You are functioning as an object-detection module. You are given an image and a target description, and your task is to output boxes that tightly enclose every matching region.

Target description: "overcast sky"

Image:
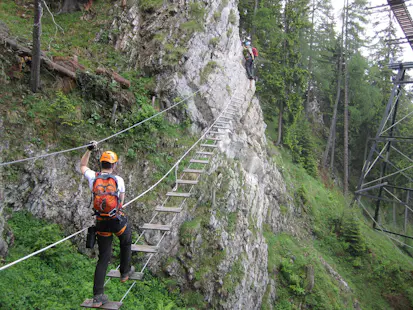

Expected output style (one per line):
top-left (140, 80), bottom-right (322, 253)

top-left (330, 0), bottom-right (413, 61)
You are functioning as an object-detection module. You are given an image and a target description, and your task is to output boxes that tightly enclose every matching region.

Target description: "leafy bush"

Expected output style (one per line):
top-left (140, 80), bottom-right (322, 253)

top-left (209, 37), bottom-right (220, 48)
top-left (139, 0), bottom-right (163, 12)
top-left (200, 61), bottom-right (219, 84)
top-left (180, 20), bottom-right (204, 36)
top-left (229, 9), bottom-right (237, 25)
top-left (213, 11), bottom-right (221, 22)
top-left (163, 44), bottom-right (187, 65)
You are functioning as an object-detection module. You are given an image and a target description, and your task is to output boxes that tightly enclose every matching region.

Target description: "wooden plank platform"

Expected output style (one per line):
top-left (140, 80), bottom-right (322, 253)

top-left (200, 144), bottom-right (219, 148)
top-left (140, 223), bottom-right (172, 231)
top-left (213, 125), bottom-right (231, 129)
top-left (155, 206), bottom-right (183, 213)
top-left (131, 244), bottom-right (159, 253)
top-left (81, 300), bottom-right (122, 309)
top-left (183, 168), bottom-right (204, 173)
top-left (166, 192), bottom-right (192, 197)
top-left (196, 151), bottom-right (214, 156)
top-left (176, 179), bottom-right (199, 185)
top-left (205, 137), bottom-right (220, 141)
top-left (190, 159), bottom-right (209, 164)
top-left (208, 131), bottom-right (226, 135)
top-left (107, 270), bottom-right (144, 280)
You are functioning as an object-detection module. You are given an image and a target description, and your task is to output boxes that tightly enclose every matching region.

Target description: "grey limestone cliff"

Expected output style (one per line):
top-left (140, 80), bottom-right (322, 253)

top-left (2, 1), bottom-right (296, 309)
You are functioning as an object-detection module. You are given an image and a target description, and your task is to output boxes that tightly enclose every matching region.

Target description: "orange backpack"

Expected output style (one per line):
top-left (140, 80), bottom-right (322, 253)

top-left (92, 173), bottom-right (119, 217)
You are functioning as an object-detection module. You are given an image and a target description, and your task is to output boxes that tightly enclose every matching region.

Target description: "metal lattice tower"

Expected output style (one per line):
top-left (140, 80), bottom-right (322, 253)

top-left (354, 62), bottom-right (413, 240)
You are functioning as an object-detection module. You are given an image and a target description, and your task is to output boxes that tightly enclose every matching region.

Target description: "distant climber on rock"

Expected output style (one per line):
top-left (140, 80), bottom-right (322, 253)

top-left (80, 143), bottom-right (135, 308)
top-left (243, 37), bottom-right (255, 87)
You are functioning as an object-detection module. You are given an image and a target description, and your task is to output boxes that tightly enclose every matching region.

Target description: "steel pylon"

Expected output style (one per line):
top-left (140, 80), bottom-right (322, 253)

top-left (354, 62), bottom-right (413, 240)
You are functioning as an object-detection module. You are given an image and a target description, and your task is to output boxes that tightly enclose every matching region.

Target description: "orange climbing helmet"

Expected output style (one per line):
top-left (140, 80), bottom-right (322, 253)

top-left (100, 151), bottom-right (118, 163)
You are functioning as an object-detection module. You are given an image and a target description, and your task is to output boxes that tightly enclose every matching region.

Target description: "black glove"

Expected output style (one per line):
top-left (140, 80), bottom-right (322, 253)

top-left (87, 141), bottom-right (97, 151)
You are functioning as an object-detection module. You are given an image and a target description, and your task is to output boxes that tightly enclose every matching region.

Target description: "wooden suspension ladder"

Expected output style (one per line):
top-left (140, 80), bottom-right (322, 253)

top-left (81, 96), bottom-right (244, 309)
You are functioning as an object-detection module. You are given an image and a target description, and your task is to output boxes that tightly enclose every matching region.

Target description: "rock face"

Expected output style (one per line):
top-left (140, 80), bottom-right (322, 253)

top-left (109, 1), bottom-right (295, 309)
top-left (2, 1), bottom-right (295, 309)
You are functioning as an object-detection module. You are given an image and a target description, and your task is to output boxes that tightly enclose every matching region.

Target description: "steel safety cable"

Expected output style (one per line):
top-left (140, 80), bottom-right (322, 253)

top-left (104, 159), bottom-right (202, 287)
top-left (0, 87), bottom-right (207, 167)
top-left (0, 94), bottom-right (233, 272)
top-left (0, 227), bottom-right (88, 271)
top-left (119, 94), bottom-right (238, 303)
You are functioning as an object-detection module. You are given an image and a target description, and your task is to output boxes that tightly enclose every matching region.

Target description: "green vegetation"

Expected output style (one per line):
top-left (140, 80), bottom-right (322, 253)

top-left (164, 44), bottom-right (187, 66)
top-left (0, 0), bottom-right (127, 70)
top-left (213, 11), bottom-right (222, 22)
top-left (228, 9), bottom-right (237, 25)
top-left (265, 148), bottom-right (413, 309)
top-left (0, 211), bottom-right (187, 309)
top-left (139, 0), bottom-right (164, 12)
top-left (221, 258), bottom-right (244, 295)
top-left (209, 37), bottom-right (220, 48)
top-left (200, 61), bottom-right (219, 84)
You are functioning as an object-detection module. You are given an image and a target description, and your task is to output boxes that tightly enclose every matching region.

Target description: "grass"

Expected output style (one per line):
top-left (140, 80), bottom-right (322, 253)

top-left (0, 211), bottom-right (187, 309)
top-left (0, 0), bottom-right (127, 70)
top-left (267, 147), bottom-right (413, 309)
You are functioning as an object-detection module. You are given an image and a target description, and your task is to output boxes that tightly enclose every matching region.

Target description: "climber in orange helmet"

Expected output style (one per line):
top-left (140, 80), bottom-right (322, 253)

top-left (80, 142), bottom-right (135, 308)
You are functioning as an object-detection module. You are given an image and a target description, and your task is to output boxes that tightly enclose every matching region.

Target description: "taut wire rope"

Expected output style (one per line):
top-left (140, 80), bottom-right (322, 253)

top-left (0, 87), bottom-right (206, 167)
top-left (119, 91), bottom-right (239, 303)
top-left (0, 88), bottom-right (235, 272)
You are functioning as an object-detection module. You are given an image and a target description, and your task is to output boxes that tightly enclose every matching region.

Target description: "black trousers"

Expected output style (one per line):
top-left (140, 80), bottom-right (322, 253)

top-left (246, 58), bottom-right (254, 79)
top-left (93, 214), bottom-right (132, 295)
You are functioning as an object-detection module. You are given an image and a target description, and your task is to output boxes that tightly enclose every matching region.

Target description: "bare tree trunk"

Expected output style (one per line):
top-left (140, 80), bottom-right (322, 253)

top-left (329, 126), bottom-right (336, 172)
top-left (252, 0), bottom-right (259, 37)
top-left (393, 194), bottom-right (397, 227)
top-left (30, 0), bottom-right (42, 93)
top-left (276, 1), bottom-right (288, 146)
top-left (405, 191), bottom-right (410, 240)
top-left (305, 0), bottom-right (316, 117)
top-left (343, 0), bottom-right (349, 195)
top-left (276, 102), bottom-right (283, 146)
top-left (322, 3), bottom-right (345, 168)
top-left (60, 0), bottom-right (81, 13)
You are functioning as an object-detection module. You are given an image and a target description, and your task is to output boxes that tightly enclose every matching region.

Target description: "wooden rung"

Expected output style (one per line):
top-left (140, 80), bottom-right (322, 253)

top-left (208, 131), bottom-right (226, 135)
top-left (155, 206), bottom-right (183, 213)
top-left (107, 270), bottom-right (144, 280)
top-left (215, 121), bottom-right (230, 125)
top-left (205, 137), bottom-right (220, 141)
top-left (166, 192), bottom-right (192, 197)
top-left (213, 125), bottom-right (231, 129)
top-left (131, 244), bottom-right (159, 253)
top-left (176, 179), bottom-right (199, 185)
top-left (200, 144), bottom-right (218, 148)
top-left (196, 151), bottom-right (214, 156)
top-left (190, 159), bottom-right (209, 164)
top-left (219, 116), bottom-right (232, 120)
top-left (81, 300), bottom-right (122, 309)
top-left (183, 168), bottom-right (204, 173)
top-left (140, 223), bottom-right (172, 231)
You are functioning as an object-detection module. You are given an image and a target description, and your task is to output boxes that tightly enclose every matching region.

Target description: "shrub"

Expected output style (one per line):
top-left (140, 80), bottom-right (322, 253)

top-left (209, 37), bottom-right (220, 48)
top-left (213, 11), bottom-right (221, 22)
top-left (139, 0), bottom-right (163, 12)
top-left (200, 61), bottom-right (219, 84)
top-left (229, 9), bottom-right (236, 25)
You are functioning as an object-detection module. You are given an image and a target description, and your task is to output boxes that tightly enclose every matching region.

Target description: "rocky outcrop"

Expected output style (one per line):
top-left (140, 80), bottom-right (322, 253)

top-left (109, 1), bottom-right (297, 309)
top-left (2, 1), bottom-right (296, 309)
